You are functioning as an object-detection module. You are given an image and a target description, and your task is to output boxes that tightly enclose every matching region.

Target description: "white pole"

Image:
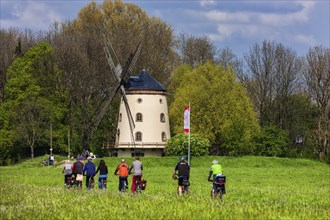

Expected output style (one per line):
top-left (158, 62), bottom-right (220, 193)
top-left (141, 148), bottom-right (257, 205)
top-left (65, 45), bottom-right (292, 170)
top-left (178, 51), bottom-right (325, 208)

top-left (68, 129), bottom-right (70, 159)
top-left (50, 123), bottom-right (53, 155)
top-left (188, 102), bottom-right (191, 166)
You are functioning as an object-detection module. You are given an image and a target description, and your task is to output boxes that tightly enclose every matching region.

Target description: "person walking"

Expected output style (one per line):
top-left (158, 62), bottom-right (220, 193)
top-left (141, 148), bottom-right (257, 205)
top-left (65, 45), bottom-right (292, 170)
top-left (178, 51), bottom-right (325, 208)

top-left (114, 159), bottom-right (129, 192)
top-left (83, 156), bottom-right (96, 189)
top-left (95, 159), bottom-right (108, 189)
top-left (129, 156), bottom-right (143, 193)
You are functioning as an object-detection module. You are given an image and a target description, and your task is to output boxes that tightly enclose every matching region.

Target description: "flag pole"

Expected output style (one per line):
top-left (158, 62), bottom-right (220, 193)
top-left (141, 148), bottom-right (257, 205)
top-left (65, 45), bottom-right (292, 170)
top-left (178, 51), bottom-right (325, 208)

top-left (188, 102), bottom-right (191, 166)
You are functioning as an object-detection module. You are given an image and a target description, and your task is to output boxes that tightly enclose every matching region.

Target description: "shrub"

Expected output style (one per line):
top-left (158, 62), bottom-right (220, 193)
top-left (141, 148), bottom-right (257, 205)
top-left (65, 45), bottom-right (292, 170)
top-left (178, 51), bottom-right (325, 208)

top-left (165, 133), bottom-right (210, 156)
top-left (252, 125), bottom-right (289, 157)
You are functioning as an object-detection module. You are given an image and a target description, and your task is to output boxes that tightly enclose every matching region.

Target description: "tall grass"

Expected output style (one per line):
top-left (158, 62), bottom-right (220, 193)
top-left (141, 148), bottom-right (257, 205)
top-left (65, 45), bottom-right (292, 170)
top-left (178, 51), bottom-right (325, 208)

top-left (0, 156), bottom-right (329, 219)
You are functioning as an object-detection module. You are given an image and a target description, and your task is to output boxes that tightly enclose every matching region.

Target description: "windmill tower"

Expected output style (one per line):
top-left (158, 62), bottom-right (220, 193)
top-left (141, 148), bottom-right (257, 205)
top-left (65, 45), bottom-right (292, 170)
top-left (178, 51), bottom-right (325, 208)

top-left (116, 70), bottom-right (170, 157)
top-left (103, 39), bottom-right (170, 157)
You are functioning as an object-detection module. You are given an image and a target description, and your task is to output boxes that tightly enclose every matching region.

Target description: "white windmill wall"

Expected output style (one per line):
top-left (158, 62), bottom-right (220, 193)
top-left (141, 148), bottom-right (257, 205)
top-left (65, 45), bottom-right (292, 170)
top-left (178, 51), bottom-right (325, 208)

top-left (116, 90), bottom-right (170, 156)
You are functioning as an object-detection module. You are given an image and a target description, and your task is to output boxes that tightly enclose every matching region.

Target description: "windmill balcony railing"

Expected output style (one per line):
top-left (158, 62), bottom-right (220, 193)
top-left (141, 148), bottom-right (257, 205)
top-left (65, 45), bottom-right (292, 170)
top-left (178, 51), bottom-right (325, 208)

top-left (103, 142), bottom-right (166, 149)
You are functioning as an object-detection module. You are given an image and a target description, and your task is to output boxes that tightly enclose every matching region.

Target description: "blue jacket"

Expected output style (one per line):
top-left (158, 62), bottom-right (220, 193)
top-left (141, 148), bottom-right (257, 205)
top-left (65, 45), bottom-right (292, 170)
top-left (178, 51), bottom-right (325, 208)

top-left (83, 161), bottom-right (96, 176)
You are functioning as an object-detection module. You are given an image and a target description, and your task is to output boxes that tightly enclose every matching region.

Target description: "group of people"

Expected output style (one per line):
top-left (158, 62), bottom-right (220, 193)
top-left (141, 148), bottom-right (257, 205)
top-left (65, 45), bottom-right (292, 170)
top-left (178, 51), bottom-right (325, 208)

top-left (172, 156), bottom-right (226, 196)
top-left (62, 156), bottom-right (143, 192)
top-left (62, 155), bottom-right (225, 195)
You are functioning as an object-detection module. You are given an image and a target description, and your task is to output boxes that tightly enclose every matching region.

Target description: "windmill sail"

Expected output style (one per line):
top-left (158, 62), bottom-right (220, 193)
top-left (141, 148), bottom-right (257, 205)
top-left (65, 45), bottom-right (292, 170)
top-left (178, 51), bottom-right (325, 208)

top-left (121, 42), bottom-right (142, 84)
top-left (103, 38), bottom-right (142, 151)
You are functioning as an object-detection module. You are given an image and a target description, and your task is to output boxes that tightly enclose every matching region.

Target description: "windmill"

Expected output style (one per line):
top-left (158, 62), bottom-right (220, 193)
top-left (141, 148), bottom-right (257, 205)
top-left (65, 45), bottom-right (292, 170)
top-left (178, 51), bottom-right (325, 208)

top-left (103, 38), bottom-right (142, 150)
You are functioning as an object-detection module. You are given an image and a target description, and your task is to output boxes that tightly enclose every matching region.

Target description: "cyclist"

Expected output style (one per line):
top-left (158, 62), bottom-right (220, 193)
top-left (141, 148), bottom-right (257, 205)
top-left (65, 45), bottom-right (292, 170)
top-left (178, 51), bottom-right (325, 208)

top-left (83, 156), bottom-right (96, 189)
top-left (114, 159), bottom-right (129, 191)
top-left (62, 160), bottom-right (73, 186)
top-left (129, 156), bottom-right (143, 193)
top-left (208, 160), bottom-right (225, 194)
top-left (95, 159), bottom-right (108, 189)
top-left (172, 156), bottom-right (190, 196)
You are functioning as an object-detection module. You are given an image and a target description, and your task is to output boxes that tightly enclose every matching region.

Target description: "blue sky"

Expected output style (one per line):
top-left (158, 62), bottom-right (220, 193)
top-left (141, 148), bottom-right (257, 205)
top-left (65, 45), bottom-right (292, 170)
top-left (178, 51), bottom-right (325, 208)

top-left (1, 0), bottom-right (329, 58)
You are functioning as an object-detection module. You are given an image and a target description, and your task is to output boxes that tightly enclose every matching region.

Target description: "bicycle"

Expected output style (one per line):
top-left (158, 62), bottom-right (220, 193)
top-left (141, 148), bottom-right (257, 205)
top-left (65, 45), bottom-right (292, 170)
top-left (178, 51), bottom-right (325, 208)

top-left (73, 174), bottom-right (83, 189)
top-left (210, 175), bottom-right (226, 203)
top-left (173, 174), bottom-right (189, 195)
top-left (99, 178), bottom-right (107, 190)
top-left (87, 176), bottom-right (95, 190)
top-left (119, 177), bottom-right (128, 192)
top-left (65, 176), bottom-right (74, 189)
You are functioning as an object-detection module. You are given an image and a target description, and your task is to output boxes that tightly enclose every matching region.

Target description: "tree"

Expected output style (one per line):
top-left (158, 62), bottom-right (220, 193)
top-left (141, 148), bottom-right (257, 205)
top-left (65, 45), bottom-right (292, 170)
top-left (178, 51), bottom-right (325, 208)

top-left (244, 40), bottom-right (277, 125)
top-left (176, 33), bottom-right (216, 67)
top-left (169, 62), bottom-right (260, 156)
top-left (272, 44), bottom-right (301, 129)
top-left (303, 46), bottom-right (330, 161)
top-left (0, 28), bottom-right (40, 103)
top-left (0, 42), bottom-right (63, 159)
top-left (166, 133), bottom-right (210, 156)
top-left (216, 47), bottom-right (245, 83)
top-left (51, 0), bottom-right (176, 150)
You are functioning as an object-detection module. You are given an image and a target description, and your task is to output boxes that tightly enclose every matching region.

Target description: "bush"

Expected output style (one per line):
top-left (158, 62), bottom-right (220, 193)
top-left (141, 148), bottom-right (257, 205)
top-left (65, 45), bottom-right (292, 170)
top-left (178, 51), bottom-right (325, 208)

top-left (165, 133), bottom-right (210, 156)
top-left (252, 125), bottom-right (289, 157)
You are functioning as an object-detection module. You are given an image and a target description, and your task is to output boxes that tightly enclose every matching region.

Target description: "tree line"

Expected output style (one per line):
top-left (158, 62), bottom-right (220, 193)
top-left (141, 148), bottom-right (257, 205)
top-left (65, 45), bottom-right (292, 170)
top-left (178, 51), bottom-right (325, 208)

top-left (0, 0), bottom-right (329, 164)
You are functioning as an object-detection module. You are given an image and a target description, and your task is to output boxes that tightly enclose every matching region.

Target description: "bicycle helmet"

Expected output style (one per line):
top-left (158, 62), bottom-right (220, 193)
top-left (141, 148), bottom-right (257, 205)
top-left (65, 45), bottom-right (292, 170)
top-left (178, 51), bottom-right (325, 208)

top-left (180, 156), bottom-right (185, 161)
top-left (212, 160), bottom-right (218, 165)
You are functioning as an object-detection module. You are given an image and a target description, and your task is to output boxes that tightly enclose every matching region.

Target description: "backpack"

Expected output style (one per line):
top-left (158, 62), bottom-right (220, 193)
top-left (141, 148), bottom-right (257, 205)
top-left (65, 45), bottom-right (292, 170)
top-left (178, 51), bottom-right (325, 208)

top-left (140, 179), bottom-right (147, 190)
top-left (182, 178), bottom-right (190, 186)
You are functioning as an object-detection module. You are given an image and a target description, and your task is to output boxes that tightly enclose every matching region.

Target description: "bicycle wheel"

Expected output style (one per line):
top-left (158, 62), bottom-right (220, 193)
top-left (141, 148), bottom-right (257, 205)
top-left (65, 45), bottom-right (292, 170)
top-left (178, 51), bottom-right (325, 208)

top-left (120, 180), bottom-right (126, 192)
top-left (102, 179), bottom-right (106, 190)
top-left (135, 180), bottom-right (141, 193)
top-left (218, 188), bottom-right (223, 202)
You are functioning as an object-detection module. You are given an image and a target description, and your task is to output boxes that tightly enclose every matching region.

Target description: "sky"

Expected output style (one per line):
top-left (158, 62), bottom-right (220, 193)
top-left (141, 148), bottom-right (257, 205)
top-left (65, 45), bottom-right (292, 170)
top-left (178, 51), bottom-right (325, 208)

top-left (0, 0), bottom-right (329, 58)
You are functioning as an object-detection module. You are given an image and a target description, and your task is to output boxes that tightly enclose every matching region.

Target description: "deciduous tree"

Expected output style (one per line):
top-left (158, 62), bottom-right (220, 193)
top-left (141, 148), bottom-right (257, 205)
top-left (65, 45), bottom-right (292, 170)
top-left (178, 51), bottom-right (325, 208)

top-left (169, 62), bottom-right (260, 155)
top-left (303, 46), bottom-right (330, 160)
top-left (0, 43), bottom-right (63, 159)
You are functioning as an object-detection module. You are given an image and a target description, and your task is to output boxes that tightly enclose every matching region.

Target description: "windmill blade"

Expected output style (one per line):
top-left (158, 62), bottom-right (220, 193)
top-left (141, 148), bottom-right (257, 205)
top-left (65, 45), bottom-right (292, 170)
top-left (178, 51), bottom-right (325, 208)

top-left (120, 86), bottom-right (135, 129)
top-left (104, 43), bottom-right (122, 82)
top-left (120, 86), bottom-right (136, 148)
top-left (121, 42), bottom-right (142, 83)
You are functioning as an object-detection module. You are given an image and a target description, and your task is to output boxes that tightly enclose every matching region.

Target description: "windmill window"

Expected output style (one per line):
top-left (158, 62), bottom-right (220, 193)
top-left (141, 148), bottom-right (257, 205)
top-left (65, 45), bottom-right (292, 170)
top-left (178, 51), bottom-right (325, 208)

top-left (159, 99), bottom-right (163, 104)
top-left (119, 113), bottom-right (122, 122)
top-left (137, 98), bottom-right (143, 103)
top-left (135, 132), bottom-right (142, 142)
top-left (160, 113), bottom-right (165, 123)
top-left (136, 113), bottom-right (143, 122)
top-left (161, 132), bottom-right (166, 142)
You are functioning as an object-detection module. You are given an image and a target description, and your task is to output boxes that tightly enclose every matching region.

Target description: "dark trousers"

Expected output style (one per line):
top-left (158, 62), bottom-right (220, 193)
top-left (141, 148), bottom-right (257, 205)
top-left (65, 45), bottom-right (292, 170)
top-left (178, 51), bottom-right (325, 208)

top-left (118, 176), bottom-right (128, 191)
top-left (64, 174), bottom-right (72, 184)
top-left (86, 175), bottom-right (94, 188)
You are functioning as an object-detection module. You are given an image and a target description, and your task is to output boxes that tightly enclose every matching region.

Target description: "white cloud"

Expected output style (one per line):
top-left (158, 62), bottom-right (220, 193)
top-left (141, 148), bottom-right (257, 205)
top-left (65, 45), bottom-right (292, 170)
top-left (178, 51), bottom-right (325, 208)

top-left (257, 1), bottom-right (316, 27)
top-left (2, 1), bottom-right (62, 31)
top-left (202, 1), bottom-right (318, 43)
top-left (215, 24), bottom-right (264, 41)
top-left (293, 34), bottom-right (317, 45)
top-left (200, 0), bottom-right (217, 8)
top-left (205, 10), bottom-right (250, 23)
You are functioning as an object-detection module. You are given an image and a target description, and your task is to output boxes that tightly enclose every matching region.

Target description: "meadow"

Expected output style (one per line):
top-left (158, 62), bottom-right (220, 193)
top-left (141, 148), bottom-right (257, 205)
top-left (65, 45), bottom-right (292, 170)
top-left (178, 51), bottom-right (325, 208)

top-left (0, 156), bottom-right (329, 220)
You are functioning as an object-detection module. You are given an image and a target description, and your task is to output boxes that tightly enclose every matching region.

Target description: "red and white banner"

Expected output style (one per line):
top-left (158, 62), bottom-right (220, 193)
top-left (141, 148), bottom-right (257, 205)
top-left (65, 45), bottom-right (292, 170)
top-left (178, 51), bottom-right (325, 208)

top-left (184, 106), bottom-right (190, 133)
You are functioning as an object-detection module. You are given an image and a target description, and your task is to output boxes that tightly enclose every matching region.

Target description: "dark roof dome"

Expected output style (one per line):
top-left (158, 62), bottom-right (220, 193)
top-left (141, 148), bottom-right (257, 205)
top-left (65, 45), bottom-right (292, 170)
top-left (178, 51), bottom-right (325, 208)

top-left (124, 70), bottom-right (166, 91)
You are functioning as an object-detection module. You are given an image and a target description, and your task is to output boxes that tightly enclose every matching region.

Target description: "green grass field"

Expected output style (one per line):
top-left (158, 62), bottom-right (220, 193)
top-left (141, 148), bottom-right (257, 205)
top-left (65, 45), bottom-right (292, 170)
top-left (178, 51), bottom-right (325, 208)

top-left (0, 156), bottom-right (329, 220)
